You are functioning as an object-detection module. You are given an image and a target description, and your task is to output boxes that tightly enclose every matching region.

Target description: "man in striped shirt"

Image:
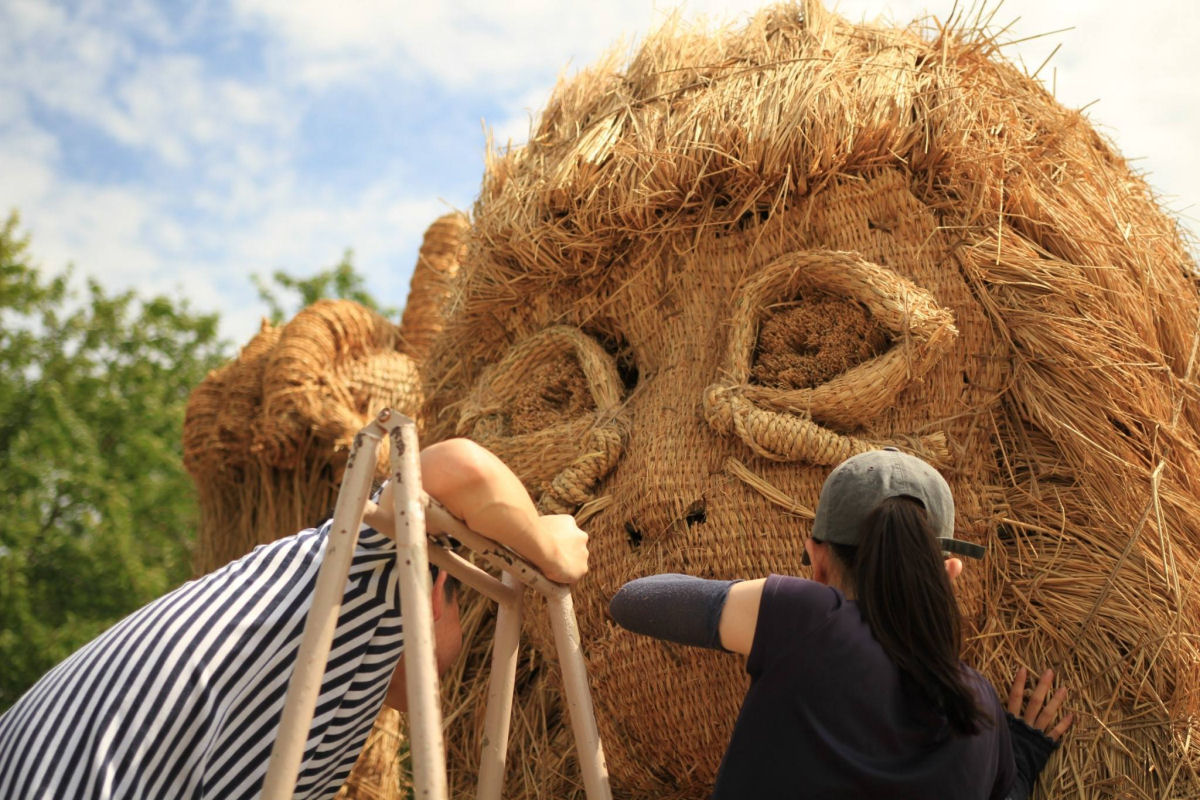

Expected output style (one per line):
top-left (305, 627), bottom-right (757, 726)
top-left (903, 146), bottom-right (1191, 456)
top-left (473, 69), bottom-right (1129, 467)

top-left (0, 439), bottom-right (589, 799)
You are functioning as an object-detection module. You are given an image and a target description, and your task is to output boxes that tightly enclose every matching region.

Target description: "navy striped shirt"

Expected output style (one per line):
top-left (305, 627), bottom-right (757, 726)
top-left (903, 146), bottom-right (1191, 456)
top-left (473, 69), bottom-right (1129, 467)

top-left (0, 521), bottom-right (404, 799)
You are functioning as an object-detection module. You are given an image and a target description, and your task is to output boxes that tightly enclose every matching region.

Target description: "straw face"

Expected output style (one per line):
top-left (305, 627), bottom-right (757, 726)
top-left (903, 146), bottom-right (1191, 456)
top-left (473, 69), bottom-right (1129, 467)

top-left (428, 186), bottom-right (1009, 791)
top-left (421, 3), bottom-right (1200, 797)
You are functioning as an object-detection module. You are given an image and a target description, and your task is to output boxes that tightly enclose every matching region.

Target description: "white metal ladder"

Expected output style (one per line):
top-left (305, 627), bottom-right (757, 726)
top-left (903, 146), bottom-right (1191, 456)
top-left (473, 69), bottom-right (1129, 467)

top-left (261, 409), bottom-right (613, 800)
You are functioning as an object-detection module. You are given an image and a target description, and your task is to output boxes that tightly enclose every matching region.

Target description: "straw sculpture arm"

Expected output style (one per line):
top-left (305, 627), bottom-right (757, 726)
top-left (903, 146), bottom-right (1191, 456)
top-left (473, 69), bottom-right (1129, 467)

top-left (363, 438), bottom-right (590, 585)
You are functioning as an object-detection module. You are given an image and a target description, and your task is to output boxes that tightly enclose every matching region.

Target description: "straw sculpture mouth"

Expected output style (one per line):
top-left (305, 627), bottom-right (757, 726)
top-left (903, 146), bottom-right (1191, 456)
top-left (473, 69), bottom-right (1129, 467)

top-left (703, 249), bottom-right (957, 467)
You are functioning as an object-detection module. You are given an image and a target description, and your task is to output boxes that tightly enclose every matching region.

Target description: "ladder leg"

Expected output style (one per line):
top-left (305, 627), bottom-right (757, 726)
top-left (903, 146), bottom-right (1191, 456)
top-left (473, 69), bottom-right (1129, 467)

top-left (262, 419), bottom-right (384, 800)
top-left (546, 591), bottom-right (613, 800)
top-left (390, 418), bottom-right (449, 800)
top-left (476, 572), bottom-right (522, 800)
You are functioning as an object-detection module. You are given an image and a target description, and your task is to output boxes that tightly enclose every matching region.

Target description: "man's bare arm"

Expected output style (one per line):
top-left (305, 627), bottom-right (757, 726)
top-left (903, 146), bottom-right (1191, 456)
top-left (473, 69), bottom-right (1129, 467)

top-left (363, 438), bottom-right (589, 584)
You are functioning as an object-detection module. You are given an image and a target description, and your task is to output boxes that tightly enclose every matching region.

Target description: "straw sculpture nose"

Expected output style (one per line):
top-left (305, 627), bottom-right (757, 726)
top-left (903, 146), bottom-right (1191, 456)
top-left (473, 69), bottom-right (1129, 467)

top-left (598, 289), bottom-right (738, 548)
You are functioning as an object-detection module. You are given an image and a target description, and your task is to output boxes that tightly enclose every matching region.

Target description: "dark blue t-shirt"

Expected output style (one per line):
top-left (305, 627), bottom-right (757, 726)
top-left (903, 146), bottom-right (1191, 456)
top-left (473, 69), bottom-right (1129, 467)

top-left (712, 575), bottom-right (1015, 799)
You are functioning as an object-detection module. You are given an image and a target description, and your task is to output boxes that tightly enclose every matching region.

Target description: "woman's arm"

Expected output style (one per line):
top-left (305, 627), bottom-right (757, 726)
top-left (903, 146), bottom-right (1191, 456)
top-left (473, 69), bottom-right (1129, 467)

top-left (717, 579), bottom-right (766, 655)
top-left (608, 574), bottom-right (766, 655)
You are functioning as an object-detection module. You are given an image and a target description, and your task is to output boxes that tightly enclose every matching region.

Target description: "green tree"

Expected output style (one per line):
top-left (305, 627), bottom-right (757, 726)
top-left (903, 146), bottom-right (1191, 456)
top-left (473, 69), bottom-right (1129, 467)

top-left (253, 249), bottom-right (397, 323)
top-left (0, 212), bottom-right (228, 710)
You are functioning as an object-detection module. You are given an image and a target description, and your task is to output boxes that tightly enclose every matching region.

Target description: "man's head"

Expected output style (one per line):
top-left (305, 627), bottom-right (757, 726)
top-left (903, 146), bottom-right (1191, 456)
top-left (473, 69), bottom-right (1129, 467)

top-left (430, 567), bottom-right (463, 674)
top-left (383, 566), bottom-right (462, 711)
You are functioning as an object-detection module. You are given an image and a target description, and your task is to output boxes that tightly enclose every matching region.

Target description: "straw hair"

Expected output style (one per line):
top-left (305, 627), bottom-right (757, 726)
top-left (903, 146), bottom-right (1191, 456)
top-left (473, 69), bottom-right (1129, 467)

top-left (399, 213), bottom-right (469, 361)
top-left (421, 3), bottom-right (1200, 798)
top-left (183, 213), bottom-right (466, 800)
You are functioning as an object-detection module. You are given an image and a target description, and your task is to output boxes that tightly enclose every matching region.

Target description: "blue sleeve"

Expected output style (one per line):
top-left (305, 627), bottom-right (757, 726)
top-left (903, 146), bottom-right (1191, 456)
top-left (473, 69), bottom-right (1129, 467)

top-left (609, 574), bottom-right (737, 650)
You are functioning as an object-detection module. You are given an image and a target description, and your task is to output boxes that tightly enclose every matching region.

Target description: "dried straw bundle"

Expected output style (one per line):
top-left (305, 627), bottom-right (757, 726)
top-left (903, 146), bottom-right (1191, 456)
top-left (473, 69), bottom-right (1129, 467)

top-left (182, 213), bottom-right (466, 800)
top-left (421, 3), bottom-right (1200, 798)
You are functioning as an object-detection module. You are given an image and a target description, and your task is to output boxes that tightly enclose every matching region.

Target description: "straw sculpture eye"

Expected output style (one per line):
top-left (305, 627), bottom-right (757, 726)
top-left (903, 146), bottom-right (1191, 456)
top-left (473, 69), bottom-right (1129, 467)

top-left (750, 294), bottom-right (892, 397)
top-left (455, 325), bottom-right (630, 514)
top-left (703, 250), bottom-right (957, 466)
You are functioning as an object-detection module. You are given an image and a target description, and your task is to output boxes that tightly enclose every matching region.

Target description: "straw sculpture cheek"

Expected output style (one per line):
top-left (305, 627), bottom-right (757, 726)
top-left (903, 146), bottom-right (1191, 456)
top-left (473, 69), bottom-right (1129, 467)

top-left (703, 249), bottom-right (958, 468)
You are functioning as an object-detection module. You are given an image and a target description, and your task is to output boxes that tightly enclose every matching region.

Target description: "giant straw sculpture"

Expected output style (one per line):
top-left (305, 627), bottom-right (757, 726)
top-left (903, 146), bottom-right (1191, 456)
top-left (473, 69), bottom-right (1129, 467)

top-left (419, 3), bottom-right (1200, 797)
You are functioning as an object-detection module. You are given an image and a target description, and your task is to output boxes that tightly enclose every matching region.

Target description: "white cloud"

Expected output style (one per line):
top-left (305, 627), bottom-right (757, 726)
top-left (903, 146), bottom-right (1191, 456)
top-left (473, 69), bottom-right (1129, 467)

top-left (16, 184), bottom-right (158, 281)
top-left (3, 1), bottom-right (290, 173)
top-left (0, 91), bottom-right (59, 175)
top-left (0, 91), bottom-right (60, 218)
top-left (222, 180), bottom-right (454, 297)
top-left (3, 0), bottom-right (69, 40)
top-left (230, 0), bottom-right (768, 90)
top-left (108, 55), bottom-right (292, 168)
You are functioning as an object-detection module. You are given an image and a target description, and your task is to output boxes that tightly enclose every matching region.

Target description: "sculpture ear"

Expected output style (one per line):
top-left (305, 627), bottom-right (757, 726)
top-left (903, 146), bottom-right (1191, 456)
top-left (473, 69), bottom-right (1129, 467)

top-left (398, 213), bottom-right (468, 362)
top-left (456, 326), bottom-right (630, 515)
top-left (255, 299), bottom-right (419, 465)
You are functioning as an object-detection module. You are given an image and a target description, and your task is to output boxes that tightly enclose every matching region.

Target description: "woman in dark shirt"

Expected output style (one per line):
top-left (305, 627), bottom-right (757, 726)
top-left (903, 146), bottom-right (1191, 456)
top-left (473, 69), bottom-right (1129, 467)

top-left (611, 448), bottom-right (1071, 799)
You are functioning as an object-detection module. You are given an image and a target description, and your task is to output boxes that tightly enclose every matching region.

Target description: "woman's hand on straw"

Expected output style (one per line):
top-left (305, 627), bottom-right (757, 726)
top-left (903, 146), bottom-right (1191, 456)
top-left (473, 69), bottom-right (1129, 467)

top-left (1007, 666), bottom-right (1073, 741)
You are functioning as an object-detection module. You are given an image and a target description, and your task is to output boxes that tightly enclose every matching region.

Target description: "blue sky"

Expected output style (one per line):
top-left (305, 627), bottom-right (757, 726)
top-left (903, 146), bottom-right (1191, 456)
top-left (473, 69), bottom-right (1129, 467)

top-left (3, 0), bottom-right (1197, 346)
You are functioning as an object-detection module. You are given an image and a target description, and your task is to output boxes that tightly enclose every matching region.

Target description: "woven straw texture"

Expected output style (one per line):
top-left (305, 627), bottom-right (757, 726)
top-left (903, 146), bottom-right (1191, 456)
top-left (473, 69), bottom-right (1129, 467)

top-left (419, 4), bottom-right (1200, 798)
top-left (182, 213), bottom-right (466, 800)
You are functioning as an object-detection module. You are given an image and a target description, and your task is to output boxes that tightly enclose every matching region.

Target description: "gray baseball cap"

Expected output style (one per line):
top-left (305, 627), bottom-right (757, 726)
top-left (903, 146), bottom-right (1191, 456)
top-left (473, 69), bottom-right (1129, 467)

top-left (808, 448), bottom-right (985, 560)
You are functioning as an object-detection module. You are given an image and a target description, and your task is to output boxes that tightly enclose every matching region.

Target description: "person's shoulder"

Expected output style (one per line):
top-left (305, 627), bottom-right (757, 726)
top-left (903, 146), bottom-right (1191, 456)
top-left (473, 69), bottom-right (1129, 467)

top-left (758, 574), bottom-right (848, 636)
top-left (960, 664), bottom-right (1007, 713)
top-left (195, 523), bottom-right (330, 584)
top-left (745, 575), bottom-right (848, 672)
top-left (249, 522), bottom-right (328, 553)
top-left (961, 664), bottom-right (995, 689)
top-left (763, 573), bottom-right (846, 612)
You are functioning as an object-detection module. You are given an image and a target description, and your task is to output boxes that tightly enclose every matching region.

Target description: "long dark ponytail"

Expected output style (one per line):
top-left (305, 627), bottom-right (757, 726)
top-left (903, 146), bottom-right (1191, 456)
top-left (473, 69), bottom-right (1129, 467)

top-left (831, 496), bottom-right (985, 735)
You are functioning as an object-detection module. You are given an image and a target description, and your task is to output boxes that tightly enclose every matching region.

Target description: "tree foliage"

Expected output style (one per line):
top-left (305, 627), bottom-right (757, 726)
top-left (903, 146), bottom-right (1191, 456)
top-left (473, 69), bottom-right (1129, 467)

top-left (0, 216), bottom-right (392, 712)
top-left (0, 212), bottom-right (227, 710)
top-left (253, 249), bottom-right (397, 323)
